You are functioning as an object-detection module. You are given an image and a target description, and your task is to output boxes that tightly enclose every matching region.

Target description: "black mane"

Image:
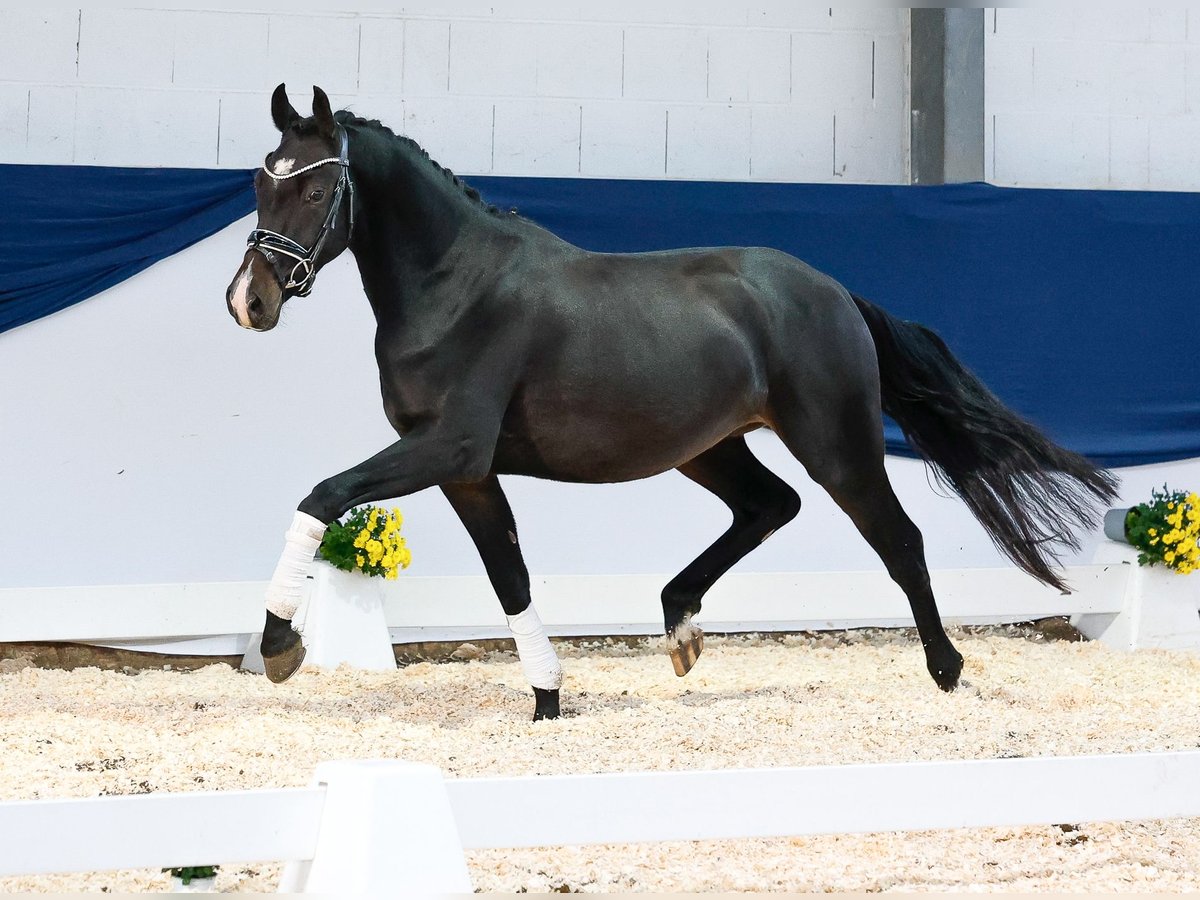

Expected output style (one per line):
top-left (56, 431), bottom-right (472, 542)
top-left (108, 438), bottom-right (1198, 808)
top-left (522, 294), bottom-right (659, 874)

top-left (333, 111), bottom-right (502, 217)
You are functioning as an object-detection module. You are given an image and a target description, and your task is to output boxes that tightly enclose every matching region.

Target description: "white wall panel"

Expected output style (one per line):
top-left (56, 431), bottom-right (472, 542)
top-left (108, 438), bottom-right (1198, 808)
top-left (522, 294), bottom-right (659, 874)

top-left (791, 32), bottom-right (875, 111)
top-left (72, 88), bottom-right (218, 168)
top-left (533, 24), bottom-right (624, 99)
top-left (0, 86), bottom-right (29, 162)
top-left (1148, 116), bottom-right (1200, 192)
top-left (622, 27), bottom-right (710, 102)
top-left (26, 87), bottom-right (76, 164)
top-left (1108, 116), bottom-right (1150, 190)
top-left (747, 6), bottom-right (834, 31)
top-left (266, 14), bottom-right (362, 96)
top-left (171, 12), bottom-right (271, 92)
top-left (356, 17), bottom-right (406, 94)
top-left (992, 111), bottom-right (1110, 189)
top-left (828, 8), bottom-right (905, 35)
top-left (77, 9), bottom-right (176, 89)
top-left (492, 99), bottom-right (579, 175)
top-left (987, 6), bottom-right (1200, 190)
top-left (750, 108), bottom-right (834, 182)
top-left (0, 11), bottom-right (78, 84)
top-left (1109, 43), bottom-right (1185, 117)
top-left (402, 19), bottom-right (451, 96)
top-left (834, 106), bottom-right (906, 183)
top-left (666, 104), bottom-right (751, 180)
top-left (448, 21), bottom-right (539, 96)
top-left (579, 101), bottom-right (666, 178)
top-left (707, 30), bottom-right (791, 104)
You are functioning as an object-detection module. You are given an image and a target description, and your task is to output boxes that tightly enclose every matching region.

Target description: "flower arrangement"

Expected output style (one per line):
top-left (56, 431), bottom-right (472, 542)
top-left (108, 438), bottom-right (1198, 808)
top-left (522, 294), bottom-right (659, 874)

top-left (318, 505), bottom-right (412, 579)
top-left (1122, 486), bottom-right (1199, 575)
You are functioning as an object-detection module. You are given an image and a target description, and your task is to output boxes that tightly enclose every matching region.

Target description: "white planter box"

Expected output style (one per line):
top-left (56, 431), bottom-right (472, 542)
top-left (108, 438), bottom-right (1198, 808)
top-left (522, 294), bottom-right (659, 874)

top-left (295, 560), bottom-right (396, 671)
top-left (1074, 541), bottom-right (1200, 651)
top-left (241, 559), bottom-right (396, 674)
top-left (169, 875), bottom-right (215, 892)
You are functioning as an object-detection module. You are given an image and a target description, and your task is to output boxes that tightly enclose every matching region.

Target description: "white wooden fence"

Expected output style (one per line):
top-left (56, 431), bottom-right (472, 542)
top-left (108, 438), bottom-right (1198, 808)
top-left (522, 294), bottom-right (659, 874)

top-left (1, 752), bottom-right (1198, 892)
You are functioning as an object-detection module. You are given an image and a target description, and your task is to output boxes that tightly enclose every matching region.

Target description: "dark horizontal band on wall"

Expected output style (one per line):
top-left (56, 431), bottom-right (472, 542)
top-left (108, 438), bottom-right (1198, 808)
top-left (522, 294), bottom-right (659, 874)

top-left (3, 164), bottom-right (1196, 466)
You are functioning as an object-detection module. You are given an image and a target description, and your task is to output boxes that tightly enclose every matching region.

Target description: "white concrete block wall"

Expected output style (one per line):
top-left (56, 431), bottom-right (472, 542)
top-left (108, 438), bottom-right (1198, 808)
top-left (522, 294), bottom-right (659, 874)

top-left (986, 6), bottom-right (1200, 190)
top-left (1, 5), bottom-right (907, 184)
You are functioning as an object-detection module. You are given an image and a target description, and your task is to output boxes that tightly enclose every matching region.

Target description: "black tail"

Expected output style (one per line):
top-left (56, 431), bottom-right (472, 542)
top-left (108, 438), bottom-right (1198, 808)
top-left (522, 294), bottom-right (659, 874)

top-left (852, 293), bottom-right (1118, 592)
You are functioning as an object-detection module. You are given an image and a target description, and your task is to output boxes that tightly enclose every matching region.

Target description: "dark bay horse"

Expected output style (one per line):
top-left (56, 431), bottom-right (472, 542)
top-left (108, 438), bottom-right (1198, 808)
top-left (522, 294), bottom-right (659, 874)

top-left (227, 85), bottom-right (1117, 720)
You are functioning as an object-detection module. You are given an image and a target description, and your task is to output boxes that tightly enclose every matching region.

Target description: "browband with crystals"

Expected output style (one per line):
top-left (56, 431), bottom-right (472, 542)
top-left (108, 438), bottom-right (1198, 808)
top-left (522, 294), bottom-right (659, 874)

top-left (261, 155), bottom-right (343, 182)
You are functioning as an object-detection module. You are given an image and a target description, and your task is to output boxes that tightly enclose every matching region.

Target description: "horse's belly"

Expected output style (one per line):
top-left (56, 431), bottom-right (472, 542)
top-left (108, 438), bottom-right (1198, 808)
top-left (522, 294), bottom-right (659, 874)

top-left (492, 393), bottom-right (760, 483)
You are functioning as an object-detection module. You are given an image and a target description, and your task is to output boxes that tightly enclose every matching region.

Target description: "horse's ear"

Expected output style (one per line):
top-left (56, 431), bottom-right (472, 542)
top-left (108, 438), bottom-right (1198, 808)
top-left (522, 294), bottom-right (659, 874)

top-left (312, 86), bottom-right (336, 139)
top-left (271, 83), bottom-right (300, 133)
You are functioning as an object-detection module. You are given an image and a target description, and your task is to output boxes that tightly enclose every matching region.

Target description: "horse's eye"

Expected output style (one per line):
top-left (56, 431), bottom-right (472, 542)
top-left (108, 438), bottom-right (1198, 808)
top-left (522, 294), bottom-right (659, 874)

top-left (307, 189), bottom-right (326, 202)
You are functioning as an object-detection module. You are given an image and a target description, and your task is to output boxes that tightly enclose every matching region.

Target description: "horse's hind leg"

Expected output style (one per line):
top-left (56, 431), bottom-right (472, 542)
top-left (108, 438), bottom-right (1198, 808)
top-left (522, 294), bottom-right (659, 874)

top-left (665, 436), bottom-right (801, 676)
top-left (442, 475), bottom-right (561, 721)
top-left (774, 404), bottom-right (964, 691)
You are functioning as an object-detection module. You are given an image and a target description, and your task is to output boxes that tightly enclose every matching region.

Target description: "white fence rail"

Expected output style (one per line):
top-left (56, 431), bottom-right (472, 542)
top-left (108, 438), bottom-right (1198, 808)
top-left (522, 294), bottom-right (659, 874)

top-left (1, 752), bottom-right (1199, 892)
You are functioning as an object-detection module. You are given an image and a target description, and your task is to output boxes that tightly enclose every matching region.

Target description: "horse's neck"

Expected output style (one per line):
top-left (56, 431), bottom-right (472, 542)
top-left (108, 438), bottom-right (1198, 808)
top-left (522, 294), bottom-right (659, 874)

top-left (349, 147), bottom-right (489, 321)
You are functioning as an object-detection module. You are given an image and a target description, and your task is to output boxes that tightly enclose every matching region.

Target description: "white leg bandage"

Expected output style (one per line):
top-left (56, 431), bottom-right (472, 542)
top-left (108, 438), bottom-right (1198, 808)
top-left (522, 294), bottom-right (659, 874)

top-left (506, 605), bottom-right (562, 691)
top-left (265, 511), bottom-right (327, 620)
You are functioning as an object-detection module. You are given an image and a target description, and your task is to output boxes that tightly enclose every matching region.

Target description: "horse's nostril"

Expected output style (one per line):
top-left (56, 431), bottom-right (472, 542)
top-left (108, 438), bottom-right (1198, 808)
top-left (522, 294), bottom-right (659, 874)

top-left (248, 295), bottom-right (264, 316)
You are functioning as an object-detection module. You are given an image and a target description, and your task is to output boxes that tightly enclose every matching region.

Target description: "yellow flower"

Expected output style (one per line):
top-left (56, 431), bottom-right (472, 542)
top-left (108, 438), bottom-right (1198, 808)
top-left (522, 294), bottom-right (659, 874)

top-left (1165, 551), bottom-right (1177, 564)
top-left (356, 554), bottom-right (365, 567)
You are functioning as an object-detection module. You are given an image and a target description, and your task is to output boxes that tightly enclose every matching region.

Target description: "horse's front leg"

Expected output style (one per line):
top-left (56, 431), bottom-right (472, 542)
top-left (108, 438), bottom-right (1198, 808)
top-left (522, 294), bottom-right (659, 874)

top-left (442, 476), bottom-right (561, 721)
top-left (259, 428), bottom-right (493, 683)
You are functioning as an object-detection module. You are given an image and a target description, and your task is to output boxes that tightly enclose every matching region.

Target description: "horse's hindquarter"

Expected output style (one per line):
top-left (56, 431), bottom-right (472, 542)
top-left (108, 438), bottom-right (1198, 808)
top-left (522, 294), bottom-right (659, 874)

top-left (492, 246), bottom-right (808, 483)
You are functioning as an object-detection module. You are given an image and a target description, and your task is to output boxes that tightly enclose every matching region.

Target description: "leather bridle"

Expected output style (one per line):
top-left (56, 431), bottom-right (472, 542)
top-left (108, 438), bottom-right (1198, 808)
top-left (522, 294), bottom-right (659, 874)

top-left (247, 127), bottom-right (355, 297)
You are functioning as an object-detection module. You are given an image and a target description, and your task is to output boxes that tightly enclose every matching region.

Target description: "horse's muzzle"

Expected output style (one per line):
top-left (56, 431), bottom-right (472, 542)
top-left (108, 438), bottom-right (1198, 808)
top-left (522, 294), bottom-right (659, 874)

top-left (226, 253), bottom-right (283, 331)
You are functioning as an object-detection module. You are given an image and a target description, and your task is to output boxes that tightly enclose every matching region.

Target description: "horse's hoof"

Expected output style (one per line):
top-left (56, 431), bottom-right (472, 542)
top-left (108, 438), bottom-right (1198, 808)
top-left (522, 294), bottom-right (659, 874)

top-left (263, 641), bottom-right (307, 684)
top-left (668, 624), bottom-right (704, 677)
top-left (532, 686), bottom-right (560, 721)
top-left (929, 651), bottom-right (964, 692)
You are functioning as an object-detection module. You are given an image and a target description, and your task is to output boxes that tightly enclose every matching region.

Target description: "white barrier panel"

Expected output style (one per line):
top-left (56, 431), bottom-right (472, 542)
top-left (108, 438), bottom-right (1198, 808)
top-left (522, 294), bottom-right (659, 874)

top-left (0, 564), bottom-right (1128, 645)
top-left (1, 752), bottom-right (1198, 892)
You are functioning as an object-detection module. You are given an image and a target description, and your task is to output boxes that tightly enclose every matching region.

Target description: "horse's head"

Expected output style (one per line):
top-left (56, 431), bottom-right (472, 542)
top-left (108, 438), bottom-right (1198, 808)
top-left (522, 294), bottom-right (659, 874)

top-left (226, 84), bottom-right (355, 331)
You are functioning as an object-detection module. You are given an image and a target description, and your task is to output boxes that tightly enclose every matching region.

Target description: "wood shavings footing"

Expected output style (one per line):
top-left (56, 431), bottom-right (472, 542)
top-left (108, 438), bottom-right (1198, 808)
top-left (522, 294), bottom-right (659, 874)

top-left (0, 627), bottom-right (1197, 892)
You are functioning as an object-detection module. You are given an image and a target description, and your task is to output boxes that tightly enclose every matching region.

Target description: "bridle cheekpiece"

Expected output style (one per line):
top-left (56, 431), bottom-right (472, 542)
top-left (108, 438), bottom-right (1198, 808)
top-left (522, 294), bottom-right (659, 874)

top-left (247, 127), bottom-right (355, 297)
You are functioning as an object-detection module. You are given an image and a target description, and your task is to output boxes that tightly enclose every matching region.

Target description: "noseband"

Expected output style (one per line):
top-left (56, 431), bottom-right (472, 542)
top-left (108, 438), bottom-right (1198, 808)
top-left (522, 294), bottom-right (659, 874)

top-left (247, 128), bottom-right (355, 297)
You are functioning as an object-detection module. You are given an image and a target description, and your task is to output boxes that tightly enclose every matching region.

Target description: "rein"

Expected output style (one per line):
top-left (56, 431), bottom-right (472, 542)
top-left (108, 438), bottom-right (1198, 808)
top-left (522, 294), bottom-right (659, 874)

top-left (247, 127), bottom-right (355, 297)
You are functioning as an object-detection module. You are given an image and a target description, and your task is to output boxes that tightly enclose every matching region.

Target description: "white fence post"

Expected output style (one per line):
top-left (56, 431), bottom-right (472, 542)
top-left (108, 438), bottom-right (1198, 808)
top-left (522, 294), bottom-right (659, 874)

top-left (1073, 542), bottom-right (1200, 651)
top-left (278, 760), bottom-right (471, 894)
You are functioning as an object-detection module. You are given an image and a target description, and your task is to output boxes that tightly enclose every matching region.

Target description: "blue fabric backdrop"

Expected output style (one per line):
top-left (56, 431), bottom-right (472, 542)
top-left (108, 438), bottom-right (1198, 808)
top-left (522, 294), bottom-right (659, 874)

top-left (1, 164), bottom-right (1196, 466)
top-left (0, 164), bottom-right (253, 335)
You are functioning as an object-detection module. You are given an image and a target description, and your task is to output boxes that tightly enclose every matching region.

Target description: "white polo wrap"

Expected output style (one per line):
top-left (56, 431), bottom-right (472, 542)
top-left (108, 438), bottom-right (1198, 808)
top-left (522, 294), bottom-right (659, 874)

top-left (506, 605), bottom-right (562, 690)
top-left (265, 511), bottom-right (327, 620)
